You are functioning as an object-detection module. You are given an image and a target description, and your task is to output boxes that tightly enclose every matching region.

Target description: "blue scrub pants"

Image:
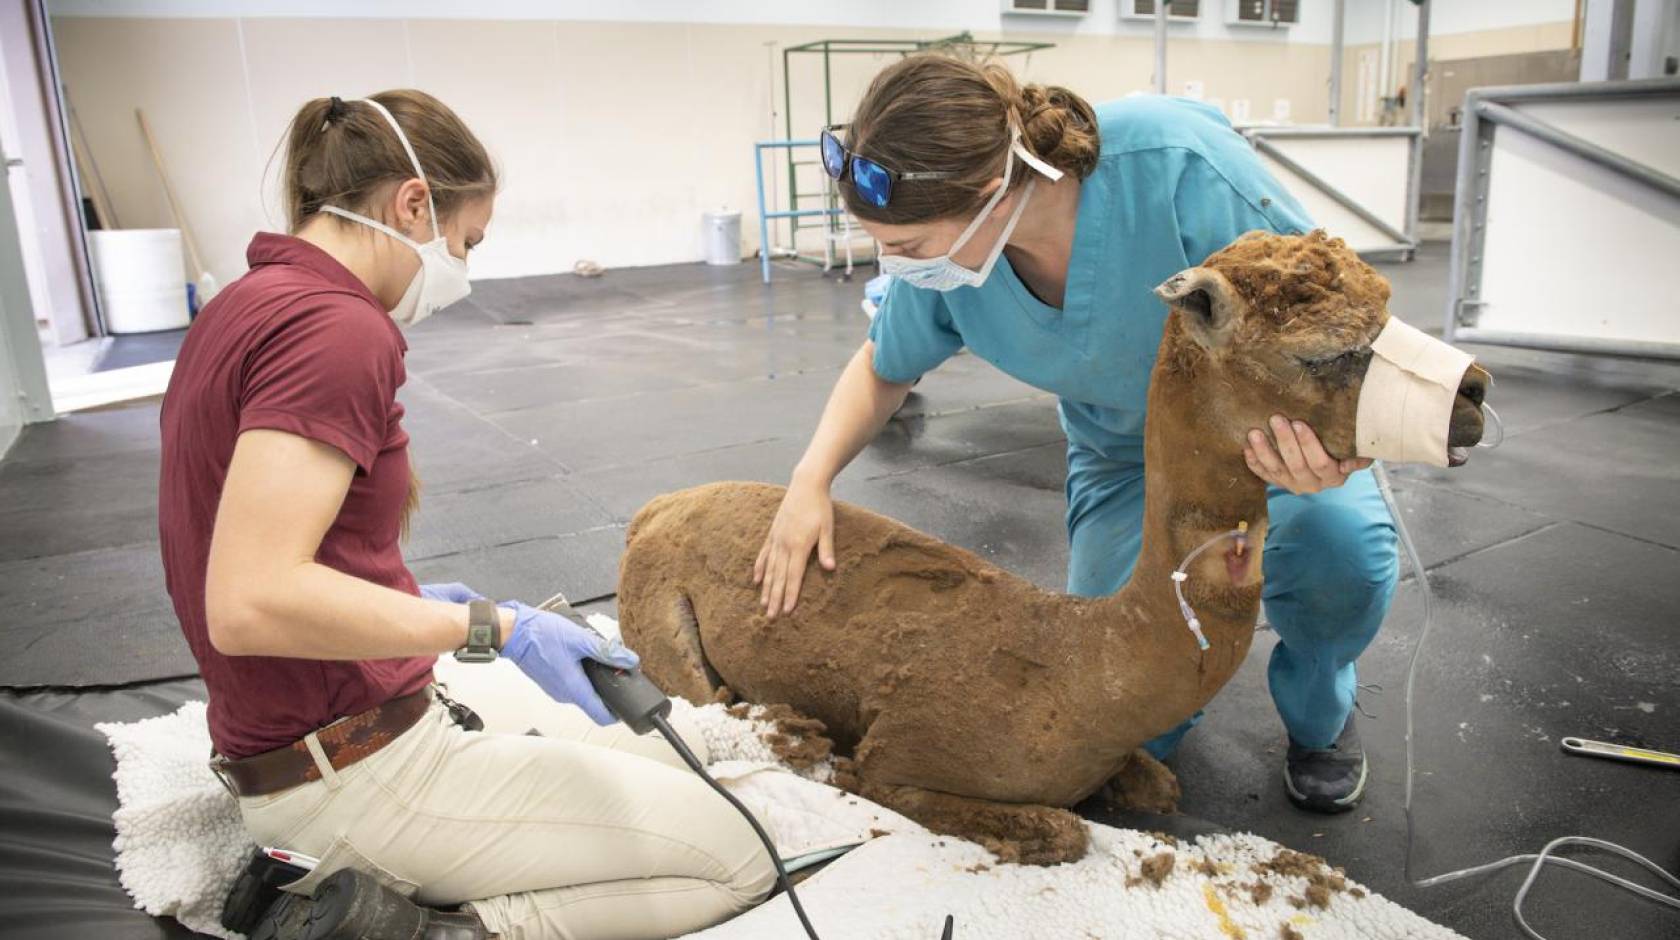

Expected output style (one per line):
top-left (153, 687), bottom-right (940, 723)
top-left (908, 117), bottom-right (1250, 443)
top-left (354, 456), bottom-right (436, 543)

top-left (1065, 441), bottom-right (1398, 756)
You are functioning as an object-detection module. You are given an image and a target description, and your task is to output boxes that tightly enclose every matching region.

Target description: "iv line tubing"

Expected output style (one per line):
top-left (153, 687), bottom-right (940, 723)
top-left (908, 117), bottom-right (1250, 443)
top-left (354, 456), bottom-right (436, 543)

top-left (1172, 525), bottom-right (1249, 651)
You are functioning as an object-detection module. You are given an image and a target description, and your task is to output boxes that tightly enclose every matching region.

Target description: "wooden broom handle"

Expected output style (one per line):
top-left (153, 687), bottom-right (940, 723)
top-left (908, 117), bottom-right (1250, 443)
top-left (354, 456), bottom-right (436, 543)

top-left (135, 108), bottom-right (206, 276)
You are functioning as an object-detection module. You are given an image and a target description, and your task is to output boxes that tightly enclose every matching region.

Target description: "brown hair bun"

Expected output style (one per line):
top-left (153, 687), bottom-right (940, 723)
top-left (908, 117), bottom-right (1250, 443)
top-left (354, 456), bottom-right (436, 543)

top-left (979, 63), bottom-right (1100, 182)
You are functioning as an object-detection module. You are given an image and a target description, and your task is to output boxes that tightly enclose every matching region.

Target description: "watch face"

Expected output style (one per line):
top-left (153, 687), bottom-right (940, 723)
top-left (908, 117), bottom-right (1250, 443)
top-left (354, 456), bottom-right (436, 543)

top-left (454, 648), bottom-right (495, 664)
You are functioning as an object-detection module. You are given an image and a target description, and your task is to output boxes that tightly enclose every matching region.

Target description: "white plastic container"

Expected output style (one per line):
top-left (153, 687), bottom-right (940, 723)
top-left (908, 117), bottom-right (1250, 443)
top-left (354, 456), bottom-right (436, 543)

top-left (702, 209), bottom-right (742, 266)
top-left (89, 228), bottom-right (191, 333)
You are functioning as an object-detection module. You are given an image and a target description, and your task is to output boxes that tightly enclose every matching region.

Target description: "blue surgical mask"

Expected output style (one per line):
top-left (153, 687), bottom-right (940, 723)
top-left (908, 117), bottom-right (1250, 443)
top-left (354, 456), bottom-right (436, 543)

top-left (878, 129), bottom-right (1064, 292)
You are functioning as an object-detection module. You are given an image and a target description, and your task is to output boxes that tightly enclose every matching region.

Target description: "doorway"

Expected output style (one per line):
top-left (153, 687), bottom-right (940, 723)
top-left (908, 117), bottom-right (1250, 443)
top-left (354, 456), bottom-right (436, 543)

top-left (0, 0), bottom-right (185, 417)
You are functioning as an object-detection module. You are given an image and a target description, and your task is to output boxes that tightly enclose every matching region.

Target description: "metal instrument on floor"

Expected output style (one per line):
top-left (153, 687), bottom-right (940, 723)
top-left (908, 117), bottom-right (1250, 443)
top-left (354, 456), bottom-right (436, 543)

top-left (1560, 736), bottom-right (1680, 771)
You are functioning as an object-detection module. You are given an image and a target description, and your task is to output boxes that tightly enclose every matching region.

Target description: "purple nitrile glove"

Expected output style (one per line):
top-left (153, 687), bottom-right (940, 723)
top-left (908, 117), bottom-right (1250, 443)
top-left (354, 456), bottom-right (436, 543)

top-left (498, 601), bottom-right (640, 726)
top-left (418, 583), bottom-right (484, 604)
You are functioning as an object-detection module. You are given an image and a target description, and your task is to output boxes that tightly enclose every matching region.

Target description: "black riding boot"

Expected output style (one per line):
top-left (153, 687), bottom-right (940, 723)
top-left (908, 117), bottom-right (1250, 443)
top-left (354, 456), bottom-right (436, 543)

top-left (304, 868), bottom-right (496, 940)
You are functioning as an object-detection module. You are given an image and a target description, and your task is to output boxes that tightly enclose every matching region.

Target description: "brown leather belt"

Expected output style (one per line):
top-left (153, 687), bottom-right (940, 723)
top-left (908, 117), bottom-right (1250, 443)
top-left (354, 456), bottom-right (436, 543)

top-left (210, 690), bottom-right (431, 798)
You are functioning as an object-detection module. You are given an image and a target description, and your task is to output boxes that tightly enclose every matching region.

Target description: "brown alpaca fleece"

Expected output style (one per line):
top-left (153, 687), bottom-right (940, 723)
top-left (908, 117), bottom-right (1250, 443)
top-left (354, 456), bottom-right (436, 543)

top-left (617, 231), bottom-right (1488, 865)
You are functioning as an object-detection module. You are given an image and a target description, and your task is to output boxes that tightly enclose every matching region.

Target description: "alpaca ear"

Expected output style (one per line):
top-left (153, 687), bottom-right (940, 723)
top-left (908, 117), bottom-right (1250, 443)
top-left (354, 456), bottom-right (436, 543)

top-left (1154, 267), bottom-right (1240, 349)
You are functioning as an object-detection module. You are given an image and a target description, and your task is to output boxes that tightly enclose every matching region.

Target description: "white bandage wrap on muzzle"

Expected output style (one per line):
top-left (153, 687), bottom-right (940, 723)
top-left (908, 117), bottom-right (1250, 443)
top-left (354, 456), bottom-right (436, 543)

top-left (1355, 318), bottom-right (1475, 467)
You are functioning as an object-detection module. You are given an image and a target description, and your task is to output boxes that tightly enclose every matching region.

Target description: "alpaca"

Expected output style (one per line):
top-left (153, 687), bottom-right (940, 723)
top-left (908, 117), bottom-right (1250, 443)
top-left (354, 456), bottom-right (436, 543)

top-left (617, 231), bottom-right (1491, 865)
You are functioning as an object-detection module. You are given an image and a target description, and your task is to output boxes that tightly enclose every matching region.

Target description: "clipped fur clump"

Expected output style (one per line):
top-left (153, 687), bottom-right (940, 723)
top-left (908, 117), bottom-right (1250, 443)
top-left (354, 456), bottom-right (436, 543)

top-left (1128, 851), bottom-right (1176, 888)
top-left (756, 704), bottom-right (835, 770)
top-left (1255, 848), bottom-right (1354, 911)
top-left (1206, 229), bottom-right (1390, 330)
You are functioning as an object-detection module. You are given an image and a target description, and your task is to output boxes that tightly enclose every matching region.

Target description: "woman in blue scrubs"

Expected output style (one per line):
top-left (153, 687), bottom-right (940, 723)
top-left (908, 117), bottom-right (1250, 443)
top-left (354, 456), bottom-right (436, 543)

top-left (753, 55), bottom-right (1398, 814)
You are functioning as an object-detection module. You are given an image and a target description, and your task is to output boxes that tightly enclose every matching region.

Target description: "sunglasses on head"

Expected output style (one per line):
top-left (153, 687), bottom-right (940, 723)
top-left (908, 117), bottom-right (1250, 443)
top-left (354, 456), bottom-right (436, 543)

top-left (820, 125), bottom-right (954, 209)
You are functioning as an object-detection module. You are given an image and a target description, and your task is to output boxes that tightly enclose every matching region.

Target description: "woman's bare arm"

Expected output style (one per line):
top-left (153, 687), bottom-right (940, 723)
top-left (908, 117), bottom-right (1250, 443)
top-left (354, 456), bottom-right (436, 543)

top-left (204, 429), bottom-right (507, 658)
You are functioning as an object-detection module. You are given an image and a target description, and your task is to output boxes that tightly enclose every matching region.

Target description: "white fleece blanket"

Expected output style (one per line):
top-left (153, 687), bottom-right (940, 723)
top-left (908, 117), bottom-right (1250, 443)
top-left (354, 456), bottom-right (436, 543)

top-left (99, 647), bottom-right (1464, 940)
top-left (685, 827), bottom-right (1462, 940)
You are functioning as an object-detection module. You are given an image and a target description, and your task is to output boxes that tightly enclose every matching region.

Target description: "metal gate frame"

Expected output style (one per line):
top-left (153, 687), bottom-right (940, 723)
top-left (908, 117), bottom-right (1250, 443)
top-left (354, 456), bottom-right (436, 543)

top-left (775, 33), bottom-right (1053, 278)
top-left (1444, 78), bottom-right (1680, 360)
top-left (1241, 125), bottom-right (1423, 261)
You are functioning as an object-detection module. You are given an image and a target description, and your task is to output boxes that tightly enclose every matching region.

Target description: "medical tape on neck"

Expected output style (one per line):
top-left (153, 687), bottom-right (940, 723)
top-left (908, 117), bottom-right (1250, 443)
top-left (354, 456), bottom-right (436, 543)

top-left (1354, 317), bottom-right (1475, 467)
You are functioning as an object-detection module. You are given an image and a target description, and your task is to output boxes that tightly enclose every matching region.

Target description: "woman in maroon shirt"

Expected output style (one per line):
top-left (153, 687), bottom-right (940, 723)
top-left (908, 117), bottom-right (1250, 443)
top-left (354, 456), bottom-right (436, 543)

top-left (159, 90), bottom-right (772, 940)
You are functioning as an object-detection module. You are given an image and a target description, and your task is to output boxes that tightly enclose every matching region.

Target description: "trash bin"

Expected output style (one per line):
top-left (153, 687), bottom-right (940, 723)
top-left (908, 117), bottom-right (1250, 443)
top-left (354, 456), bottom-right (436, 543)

top-left (702, 209), bottom-right (742, 266)
top-left (89, 228), bottom-right (191, 333)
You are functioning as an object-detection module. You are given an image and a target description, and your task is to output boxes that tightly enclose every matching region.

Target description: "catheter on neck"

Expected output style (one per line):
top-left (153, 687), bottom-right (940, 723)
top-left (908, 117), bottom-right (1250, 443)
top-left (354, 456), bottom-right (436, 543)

top-left (1170, 523), bottom-right (1250, 652)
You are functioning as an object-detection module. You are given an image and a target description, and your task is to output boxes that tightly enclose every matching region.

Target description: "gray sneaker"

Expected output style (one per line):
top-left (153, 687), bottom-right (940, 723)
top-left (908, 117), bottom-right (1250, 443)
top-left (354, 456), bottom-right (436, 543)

top-left (1283, 713), bottom-right (1368, 814)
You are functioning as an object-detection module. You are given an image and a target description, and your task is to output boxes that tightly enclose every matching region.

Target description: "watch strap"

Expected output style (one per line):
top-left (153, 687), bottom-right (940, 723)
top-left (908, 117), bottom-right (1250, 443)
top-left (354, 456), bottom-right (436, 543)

top-left (454, 598), bottom-right (500, 663)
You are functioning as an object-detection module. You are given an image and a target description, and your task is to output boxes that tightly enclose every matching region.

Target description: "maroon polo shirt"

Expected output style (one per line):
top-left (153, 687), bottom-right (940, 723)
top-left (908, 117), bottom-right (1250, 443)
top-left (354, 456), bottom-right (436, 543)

top-left (159, 232), bottom-right (433, 759)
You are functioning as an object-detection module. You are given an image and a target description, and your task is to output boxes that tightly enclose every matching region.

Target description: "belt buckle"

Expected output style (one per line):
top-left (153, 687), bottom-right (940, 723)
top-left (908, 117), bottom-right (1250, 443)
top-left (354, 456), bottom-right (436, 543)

top-left (207, 754), bottom-right (240, 799)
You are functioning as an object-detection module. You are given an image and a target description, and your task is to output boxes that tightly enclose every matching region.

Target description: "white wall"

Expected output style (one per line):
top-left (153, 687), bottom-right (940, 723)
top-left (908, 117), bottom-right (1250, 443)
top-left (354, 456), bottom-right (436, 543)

top-left (45, 1), bottom-right (1579, 281)
top-left (1336, 1), bottom-right (1579, 126)
top-left (50, 0), bottom-right (1586, 43)
top-left (49, 5), bottom-right (1344, 282)
top-left (1343, 0), bottom-right (1577, 43)
top-left (50, 0), bottom-right (1343, 42)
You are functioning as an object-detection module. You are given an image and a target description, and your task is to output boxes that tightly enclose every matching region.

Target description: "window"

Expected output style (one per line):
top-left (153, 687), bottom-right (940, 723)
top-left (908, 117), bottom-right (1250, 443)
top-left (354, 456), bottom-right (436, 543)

top-left (1233, 0), bottom-right (1299, 26)
top-left (1003, 0), bottom-right (1092, 15)
top-left (1131, 1), bottom-right (1201, 17)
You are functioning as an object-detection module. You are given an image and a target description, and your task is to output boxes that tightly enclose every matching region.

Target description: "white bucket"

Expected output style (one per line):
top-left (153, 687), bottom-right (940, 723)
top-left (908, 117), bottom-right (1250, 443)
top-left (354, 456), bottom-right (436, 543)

top-left (702, 209), bottom-right (742, 266)
top-left (89, 228), bottom-right (191, 334)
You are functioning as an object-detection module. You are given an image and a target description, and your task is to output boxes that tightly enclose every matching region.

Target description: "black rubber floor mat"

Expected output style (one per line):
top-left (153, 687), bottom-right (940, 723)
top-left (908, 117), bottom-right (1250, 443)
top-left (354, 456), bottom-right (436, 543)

top-left (0, 678), bottom-right (211, 939)
top-left (0, 542), bottom-right (193, 688)
top-left (96, 330), bottom-right (187, 373)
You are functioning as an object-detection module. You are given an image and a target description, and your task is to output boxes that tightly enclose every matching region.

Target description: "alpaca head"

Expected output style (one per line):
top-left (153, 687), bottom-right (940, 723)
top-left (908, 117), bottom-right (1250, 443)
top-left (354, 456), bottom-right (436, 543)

top-left (1154, 230), bottom-right (1490, 468)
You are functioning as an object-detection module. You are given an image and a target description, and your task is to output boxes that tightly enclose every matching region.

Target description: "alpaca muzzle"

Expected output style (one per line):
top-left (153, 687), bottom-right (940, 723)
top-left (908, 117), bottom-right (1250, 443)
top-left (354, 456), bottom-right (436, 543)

top-left (1355, 318), bottom-right (1478, 468)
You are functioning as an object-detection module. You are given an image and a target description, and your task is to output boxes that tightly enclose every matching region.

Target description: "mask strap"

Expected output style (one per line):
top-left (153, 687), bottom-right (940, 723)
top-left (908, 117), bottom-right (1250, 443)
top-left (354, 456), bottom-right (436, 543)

top-left (966, 177), bottom-right (1039, 284)
top-left (945, 133), bottom-right (1020, 257)
top-left (355, 97), bottom-right (441, 242)
top-left (1003, 178), bottom-right (1038, 229)
top-left (319, 205), bottom-right (422, 250)
top-left (945, 128), bottom-right (1065, 259)
top-left (1012, 139), bottom-right (1065, 182)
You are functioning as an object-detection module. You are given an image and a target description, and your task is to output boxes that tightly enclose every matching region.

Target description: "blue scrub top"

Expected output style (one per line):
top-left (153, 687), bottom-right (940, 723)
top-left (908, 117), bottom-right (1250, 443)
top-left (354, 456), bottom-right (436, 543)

top-left (867, 96), bottom-right (1312, 462)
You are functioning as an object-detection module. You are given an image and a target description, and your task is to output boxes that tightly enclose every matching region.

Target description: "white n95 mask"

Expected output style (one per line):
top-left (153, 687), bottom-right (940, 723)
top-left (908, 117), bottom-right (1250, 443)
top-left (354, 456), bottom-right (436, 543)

top-left (1354, 317), bottom-right (1476, 467)
top-left (878, 129), bottom-right (1065, 293)
top-left (320, 98), bottom-right (471, 328)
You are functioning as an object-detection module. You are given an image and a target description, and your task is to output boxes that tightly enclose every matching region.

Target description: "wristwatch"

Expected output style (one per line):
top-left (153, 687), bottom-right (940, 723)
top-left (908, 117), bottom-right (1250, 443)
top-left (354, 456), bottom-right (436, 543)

top-left (453, 598), bottom-right (500, 664)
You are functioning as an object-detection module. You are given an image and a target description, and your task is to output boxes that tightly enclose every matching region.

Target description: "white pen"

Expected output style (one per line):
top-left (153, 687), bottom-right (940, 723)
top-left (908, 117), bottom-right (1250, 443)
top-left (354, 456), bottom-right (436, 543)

top-left (261, 847), bottom-right (320, 871)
